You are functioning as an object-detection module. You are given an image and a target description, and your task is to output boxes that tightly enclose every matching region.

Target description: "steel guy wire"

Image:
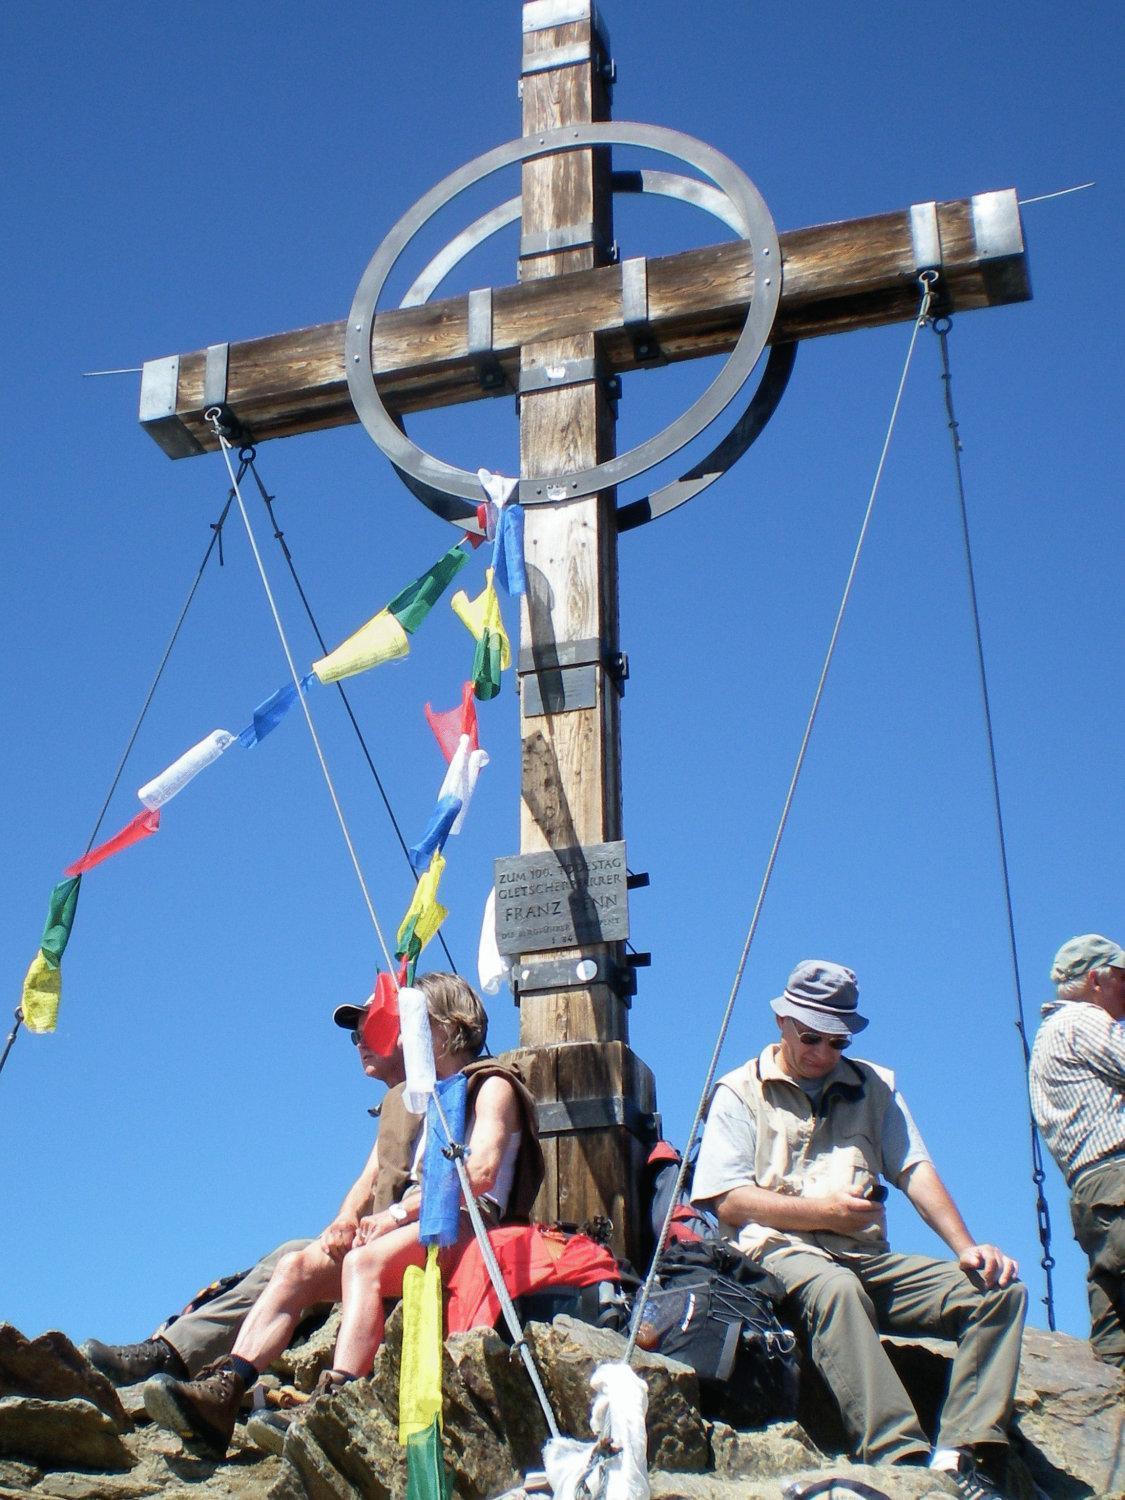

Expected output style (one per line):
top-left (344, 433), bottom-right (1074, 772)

top-left (2, 485), bottom-right (236, 1083)
top-left (930, 317), bottom-right (1057, 1329)
top-left (209, 414), bottom-right (400, 979)
top-left (240, 452), bottom-right (459, 975)
top-left (624, 275), bottom-right (938, 1366)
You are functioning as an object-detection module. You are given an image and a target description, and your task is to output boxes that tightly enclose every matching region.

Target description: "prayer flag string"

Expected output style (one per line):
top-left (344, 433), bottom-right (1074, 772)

top-left (21, 514), bottom-right (523, 1036)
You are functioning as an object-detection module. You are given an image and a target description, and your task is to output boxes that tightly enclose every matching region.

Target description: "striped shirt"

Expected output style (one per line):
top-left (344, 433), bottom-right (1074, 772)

top-left (1029, 1000), bottom-right (1125, 1183)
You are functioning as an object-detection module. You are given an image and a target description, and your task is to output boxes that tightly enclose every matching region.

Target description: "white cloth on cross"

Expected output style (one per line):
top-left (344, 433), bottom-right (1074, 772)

top-left (399, 986), bottom-right (436, 1114)
top-left (543, 1360), bottom-right (650, 1499)
top-left (438, 735), bottom-right (490, 835)
top-left (477, 467), bottom-right (518, 515)
top-left (137, 729), bottom-right (236, 810)
top-left (477, 887), bottom-right (511, 997)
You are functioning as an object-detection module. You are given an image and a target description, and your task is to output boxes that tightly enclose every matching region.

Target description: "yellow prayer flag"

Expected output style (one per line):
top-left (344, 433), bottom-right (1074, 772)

top-left (397, 852), bottom-right (448, 956)
top-left (450, 570), bottom-right (511, 671)
top-left (399, 1245), bottom-right (445, 1443)
top-left (21, 951), bottom-right (62, 1034)
top-left (312, 609), bottom-right (410, 685)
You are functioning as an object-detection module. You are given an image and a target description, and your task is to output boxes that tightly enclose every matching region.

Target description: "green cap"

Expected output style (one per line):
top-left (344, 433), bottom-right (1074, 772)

top-left (1050, 933), bottom-right (1125, 989)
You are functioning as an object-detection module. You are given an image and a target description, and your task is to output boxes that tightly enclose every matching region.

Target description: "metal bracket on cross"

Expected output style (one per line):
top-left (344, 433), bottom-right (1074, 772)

top-left (345, 122), bottom-right (793, 531)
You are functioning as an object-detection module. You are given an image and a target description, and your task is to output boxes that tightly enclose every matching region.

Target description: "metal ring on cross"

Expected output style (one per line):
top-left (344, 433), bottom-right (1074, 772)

top-left (345, 121), bottom-right (788, 527)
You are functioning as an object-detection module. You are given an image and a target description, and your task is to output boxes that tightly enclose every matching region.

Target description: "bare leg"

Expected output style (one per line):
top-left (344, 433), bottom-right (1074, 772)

top-left (231, 1243), bottom-right (342, 1371)
top-left (334, 1226), bottom-right (429, 1376)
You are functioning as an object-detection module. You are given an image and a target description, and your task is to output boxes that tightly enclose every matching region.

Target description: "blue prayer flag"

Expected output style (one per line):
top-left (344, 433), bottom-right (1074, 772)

top-left (420, 1072), bottom-right (468, 1247)
top-left (491, 504), bottom-right (526, 596)
top-left (237, 672), bottom-right (315, 748)
top-left (408, 795), bottom-right (462, 872)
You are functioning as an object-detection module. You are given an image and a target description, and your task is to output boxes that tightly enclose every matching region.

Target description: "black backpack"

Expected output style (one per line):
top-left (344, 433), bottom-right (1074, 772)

top-left (632, 1237), bottom-right (799, 1426)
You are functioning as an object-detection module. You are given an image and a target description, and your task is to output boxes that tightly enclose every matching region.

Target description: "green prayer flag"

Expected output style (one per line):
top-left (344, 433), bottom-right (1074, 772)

top-left (405, 1419), bottom-right (450, 1500)
top-left (387, 545), bottom-right (469, 635)
top-left (471, 632), bottom-right (503, 701)
top-left (40, 876), bottom-right (81, 969)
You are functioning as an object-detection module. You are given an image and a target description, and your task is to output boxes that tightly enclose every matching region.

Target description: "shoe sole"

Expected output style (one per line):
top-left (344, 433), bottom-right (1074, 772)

top-left (142, 1377), bottom-right (230, 1460)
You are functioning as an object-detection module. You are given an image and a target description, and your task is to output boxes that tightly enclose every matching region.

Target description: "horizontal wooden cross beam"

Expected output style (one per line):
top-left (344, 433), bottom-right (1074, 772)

top-left (140, 189), bottom-right (1028, 459)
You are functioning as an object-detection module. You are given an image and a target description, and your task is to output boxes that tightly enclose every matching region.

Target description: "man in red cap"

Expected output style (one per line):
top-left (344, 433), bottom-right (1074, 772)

top-left (82, 987), bottom-right (406, 1386)
top-left (692, 959), bottom-right (1026, 1499)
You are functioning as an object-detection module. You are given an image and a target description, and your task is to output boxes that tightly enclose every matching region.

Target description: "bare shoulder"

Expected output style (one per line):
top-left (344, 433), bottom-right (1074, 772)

top-left (471, 1072), bottom-right (520, 1119)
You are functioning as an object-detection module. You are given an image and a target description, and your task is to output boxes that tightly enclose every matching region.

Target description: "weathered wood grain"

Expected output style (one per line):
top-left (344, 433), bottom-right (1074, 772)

top-left (144, 195), bottom-right (1028, 456)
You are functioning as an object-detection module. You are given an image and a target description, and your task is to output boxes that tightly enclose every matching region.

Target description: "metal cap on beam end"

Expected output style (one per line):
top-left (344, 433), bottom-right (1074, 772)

top-left (139, 356), bottom-right (205, 459)
top-left (971, 188), bottom-right (1024, 260)
top-left (523, 0), bottom-right (609, 53)
top-left (970, 188), bottom-right (1031, 305)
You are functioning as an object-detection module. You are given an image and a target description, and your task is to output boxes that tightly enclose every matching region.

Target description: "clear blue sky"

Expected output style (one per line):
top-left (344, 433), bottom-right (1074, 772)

top-left (2, 3), bottom-right (1120, 1351)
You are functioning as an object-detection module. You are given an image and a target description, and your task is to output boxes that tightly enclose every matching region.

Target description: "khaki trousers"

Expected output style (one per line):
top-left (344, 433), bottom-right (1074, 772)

top-left (762, 1247), bottom-right (1027, 1465)
top-left (1070, 1158), bottom-right (1125, 1370)
top-left (159, 1239), bottom-right (313, 1375)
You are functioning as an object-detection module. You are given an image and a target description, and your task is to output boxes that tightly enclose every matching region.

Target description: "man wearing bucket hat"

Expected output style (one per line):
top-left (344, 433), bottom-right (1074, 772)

top-left (81, 983), bottom-right (409, 1387)
top-left (1029, 934), bottom-right (1125, 1370)
top-left (692, 960), bottom-right (1026, 1498)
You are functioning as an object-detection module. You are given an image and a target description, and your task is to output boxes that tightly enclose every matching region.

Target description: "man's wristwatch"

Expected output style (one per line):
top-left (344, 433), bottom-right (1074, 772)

top-left (387, 1202), bottom-right (409, 1224)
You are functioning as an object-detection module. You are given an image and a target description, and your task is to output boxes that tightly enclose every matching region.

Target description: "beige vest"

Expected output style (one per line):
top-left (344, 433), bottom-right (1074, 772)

top-left (718, 1045), bottom-right (897, 1261)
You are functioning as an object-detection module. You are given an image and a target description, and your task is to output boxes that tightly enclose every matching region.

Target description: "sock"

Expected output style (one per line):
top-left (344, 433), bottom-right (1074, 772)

top-left (228, 1355), bottom-right (259, 1388)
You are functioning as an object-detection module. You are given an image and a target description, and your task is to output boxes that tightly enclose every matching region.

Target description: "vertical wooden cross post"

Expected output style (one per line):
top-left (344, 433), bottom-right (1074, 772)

top-left (510, 1), bottom-right (656, 1260)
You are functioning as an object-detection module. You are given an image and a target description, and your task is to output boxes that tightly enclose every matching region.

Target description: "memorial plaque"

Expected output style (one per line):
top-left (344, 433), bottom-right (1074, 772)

top-left (494, 840), bottom-right (629, 956)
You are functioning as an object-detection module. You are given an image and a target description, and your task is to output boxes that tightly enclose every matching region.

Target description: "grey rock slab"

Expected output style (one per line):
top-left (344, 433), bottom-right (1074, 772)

top-left (1013, 1327), bottom-right (1124, 1499)
top-left (523, 1317), bottom-right (709, 1472)
top-left (708, 1419), bottom-right (824, 1478)
top-left (272, 1312), bottom-right (342, 1397)
top-left (0, 1329), bottom-right (129, 1433)
top-left (279, 1380), bottom-right (399, 1500)
top-left (649, 1465), bottom-right (952, 1498)
top-left (0, 1459), bottom-right (40, 1490)
top-left (0, 1398), bottom-right (133, 1471)
top-left (36, 1473), bottom-right (159, 1498)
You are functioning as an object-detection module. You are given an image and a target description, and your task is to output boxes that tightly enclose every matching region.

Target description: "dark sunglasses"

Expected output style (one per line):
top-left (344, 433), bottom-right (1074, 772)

top-left (350, 1028), bottom-right (364, 1046)
top-left (794, 1028), bottom-right (851, 1051)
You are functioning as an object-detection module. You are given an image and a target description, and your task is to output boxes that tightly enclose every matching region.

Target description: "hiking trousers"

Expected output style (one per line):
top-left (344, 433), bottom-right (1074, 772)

top-left (762, 1246), bottom-right (1027, 1465)
top-left (159, 1239), bottom-right (313, 1375)
top-left (1070, 1158), bottom-right (1125, 1370)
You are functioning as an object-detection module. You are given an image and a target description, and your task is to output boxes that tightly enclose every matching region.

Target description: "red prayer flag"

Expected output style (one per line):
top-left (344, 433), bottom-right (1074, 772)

top-left (424, 683), bottom-right (480, 763)
top-left (64, 808), bottom-right (161, 877)
top-left (361, 970), bottom-right (401, 1057)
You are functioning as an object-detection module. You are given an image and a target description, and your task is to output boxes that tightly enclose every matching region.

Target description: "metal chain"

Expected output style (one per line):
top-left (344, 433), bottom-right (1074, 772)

top-left (930, 316), bottom-right (1057, 1328)
top-left (239, 450), bottom-right (459, 975)
top-left (1, 487), bottom-right (236, 1085)
top-left (623, 277), bottom-right (937, 1377)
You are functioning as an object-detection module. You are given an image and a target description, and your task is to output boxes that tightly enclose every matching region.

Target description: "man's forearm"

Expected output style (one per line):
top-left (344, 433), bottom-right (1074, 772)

top-left (713, 1183), bottom-right (860, 1235)
top-left (902, 1162), bottom-right (974, 1254)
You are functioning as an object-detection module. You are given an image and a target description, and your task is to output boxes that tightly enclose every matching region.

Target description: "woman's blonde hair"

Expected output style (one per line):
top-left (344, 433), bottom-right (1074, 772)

top-left (416, 971), bottom-right (488, 1058)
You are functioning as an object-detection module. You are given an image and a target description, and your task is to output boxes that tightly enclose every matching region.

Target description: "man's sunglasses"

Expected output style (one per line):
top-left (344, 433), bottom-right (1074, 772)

top-left (793, 1027), bottom-right (851, 1051)
top-left (350, 1028), bottom-right (364, 1047)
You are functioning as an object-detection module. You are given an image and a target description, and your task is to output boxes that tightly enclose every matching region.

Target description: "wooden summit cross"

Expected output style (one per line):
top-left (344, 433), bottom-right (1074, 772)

top-left (137, 1), bottom-right (1030, 1263)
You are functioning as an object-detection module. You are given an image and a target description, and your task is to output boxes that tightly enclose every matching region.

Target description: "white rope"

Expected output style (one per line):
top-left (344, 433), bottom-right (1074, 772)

top-left (624, 275), bottom-right (937, 1367)
top-left (209, 417), bottom-right (399, 978)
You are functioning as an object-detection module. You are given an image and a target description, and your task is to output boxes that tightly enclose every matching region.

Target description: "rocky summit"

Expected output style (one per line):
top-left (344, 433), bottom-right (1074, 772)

top-left (0, 1318), bottom-right (1119, 1500)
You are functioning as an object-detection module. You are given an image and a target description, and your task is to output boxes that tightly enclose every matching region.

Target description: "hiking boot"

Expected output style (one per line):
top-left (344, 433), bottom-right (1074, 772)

top-left (81, 1337), bottom-right (187, 1386)
top-left (143, 1358), bottom-right (247, 1459)
top-left (313, 1367), bottom-right (357, 1395)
